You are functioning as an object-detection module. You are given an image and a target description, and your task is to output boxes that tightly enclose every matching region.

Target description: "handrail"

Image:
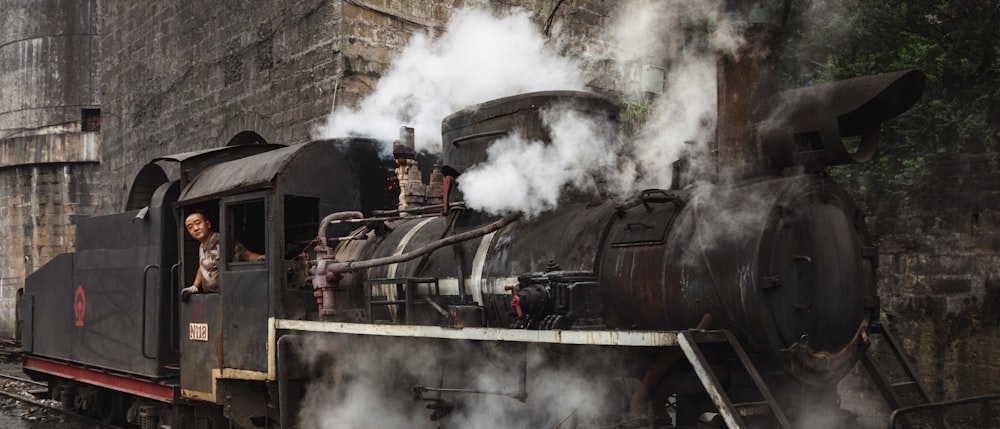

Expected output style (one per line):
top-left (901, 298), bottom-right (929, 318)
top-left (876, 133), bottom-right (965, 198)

top-left (141, 265), bottom-right (159, 359)
top-left (889, 394), bottom-right (1000, 429)
top-left (169, 262), bottom-right (181, 353)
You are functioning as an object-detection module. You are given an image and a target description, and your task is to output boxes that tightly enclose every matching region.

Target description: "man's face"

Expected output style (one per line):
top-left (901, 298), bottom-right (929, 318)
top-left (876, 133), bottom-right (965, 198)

top-left (185, 214), bottom-right (212, 241)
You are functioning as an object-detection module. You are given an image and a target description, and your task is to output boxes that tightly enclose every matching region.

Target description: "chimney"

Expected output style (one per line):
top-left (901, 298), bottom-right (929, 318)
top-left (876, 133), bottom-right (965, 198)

top-left (716, 0), bottom-right (788, 180)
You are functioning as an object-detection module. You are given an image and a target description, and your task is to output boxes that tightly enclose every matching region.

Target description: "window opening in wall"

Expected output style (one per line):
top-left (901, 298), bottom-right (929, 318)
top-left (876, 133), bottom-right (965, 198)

top-left (226, 199), bottom-right (266, 268)
top-left (81, 108), bottom-right (101, 132)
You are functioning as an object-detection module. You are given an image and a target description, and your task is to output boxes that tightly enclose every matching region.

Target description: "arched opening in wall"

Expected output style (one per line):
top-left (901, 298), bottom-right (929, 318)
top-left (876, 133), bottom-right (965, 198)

top-left (226, 131), bottom-right (269, 146)
top-left (125, 164), bottom-right (169, 211)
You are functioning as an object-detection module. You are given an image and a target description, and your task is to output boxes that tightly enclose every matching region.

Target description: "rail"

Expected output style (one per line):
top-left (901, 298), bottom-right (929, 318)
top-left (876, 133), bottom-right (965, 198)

top-left (889, 394), bottom-right (1000, 429)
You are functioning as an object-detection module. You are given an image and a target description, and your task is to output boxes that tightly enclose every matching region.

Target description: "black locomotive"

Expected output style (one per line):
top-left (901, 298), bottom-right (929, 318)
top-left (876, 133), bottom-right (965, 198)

top-left (20, 66), bottom-right (924, 428)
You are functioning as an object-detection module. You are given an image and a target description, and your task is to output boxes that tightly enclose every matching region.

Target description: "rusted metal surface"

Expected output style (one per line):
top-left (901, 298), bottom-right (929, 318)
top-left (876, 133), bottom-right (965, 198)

top-left (177, 138), bottom-right (389, 204)
top-left (764, 69), bottom-right (926, 167)
top-left (716, 2), bottom-right (787, 179)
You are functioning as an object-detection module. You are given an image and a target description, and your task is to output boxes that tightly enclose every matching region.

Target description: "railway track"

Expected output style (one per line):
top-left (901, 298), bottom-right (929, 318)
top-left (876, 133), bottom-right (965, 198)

top-left (0, 366), bottom-right (128, 429)
top-left (0, 389), bottom-right (127, 429)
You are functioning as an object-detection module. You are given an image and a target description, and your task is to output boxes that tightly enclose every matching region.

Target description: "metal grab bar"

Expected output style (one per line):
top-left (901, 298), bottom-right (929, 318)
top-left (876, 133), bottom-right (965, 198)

top-left (169, 262), bottom-right (181, 353)
top-left (889, 394), bottom-right (1000, 429)
top-left (141, 265), bottom-right (159, 359)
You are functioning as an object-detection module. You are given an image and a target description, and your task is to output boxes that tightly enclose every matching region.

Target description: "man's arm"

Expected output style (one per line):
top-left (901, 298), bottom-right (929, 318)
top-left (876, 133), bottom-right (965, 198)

top-left (181, 265), bottom-right (203, 302)
top-left (234, 242), bottom-right (265, 262)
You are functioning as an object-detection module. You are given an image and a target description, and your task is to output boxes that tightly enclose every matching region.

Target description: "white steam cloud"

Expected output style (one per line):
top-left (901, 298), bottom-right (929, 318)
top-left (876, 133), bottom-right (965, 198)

top-left (314, 7), bottom-right (587, 154)
top-left (315, 1), bottom-right (742, 217)
top-left (297, 335), bottom-right (629, 429)
top-left (459, 106), bottom-right (628, 218)
top-left (458, 0), bottom-right (733, 215)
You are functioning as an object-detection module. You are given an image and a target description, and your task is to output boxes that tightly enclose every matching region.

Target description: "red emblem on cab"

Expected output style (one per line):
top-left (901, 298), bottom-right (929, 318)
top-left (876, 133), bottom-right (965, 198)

top-left (74, 285), bottom-right (86, 327)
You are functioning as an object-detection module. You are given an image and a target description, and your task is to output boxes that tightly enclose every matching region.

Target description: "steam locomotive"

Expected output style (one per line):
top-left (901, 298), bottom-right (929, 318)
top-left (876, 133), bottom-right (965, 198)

top-left (19, 66), bottom-right (924, 428)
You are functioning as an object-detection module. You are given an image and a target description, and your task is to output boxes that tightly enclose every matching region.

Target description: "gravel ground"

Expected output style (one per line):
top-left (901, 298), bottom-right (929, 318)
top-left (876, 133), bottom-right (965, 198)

top-left (0, 349), bottom-right (94, 429)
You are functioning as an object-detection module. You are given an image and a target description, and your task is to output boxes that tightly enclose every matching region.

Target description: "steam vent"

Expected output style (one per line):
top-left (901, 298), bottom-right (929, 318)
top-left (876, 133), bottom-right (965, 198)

top-left (0, 0), bottom-right (101, 336)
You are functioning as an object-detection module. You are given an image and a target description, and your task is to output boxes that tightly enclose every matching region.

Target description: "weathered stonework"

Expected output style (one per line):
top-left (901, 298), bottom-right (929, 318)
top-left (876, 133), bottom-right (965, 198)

top-left (872, 152), bottom-right (1000, 400)
top-left (0, 164), bottom-right (100, 336)
top-left (0, 0), bottom-right (101, 337)
top-left (96, 0), bottom-right (622, 212)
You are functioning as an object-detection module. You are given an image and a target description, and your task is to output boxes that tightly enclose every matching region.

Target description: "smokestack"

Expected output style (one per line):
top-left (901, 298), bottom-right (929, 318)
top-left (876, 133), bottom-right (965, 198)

top-left (393, 126), bottom-right (426, 213)
top-left (716, 0), bottom-right (789, 180)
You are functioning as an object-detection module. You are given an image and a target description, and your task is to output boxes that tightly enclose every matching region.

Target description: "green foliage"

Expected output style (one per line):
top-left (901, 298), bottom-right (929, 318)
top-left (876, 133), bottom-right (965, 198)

top-left (783, 0), bottom-right (1000, 212)
top-left (620, 98), bottom-right (655, 138)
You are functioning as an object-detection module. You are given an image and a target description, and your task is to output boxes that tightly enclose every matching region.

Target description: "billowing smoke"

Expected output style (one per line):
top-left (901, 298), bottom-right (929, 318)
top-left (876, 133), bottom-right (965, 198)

top-left (606, 0), bottom-right (741, 191)
top-left (314, 7), bottom-right (587, 154)
top-left (315, 1), bottom-right (742, 217)
top-left (459, 105), bottom-right (629, 218)
top-left (456, 0), bottom-right (738, 216)
top-left (296, 335), bottom-right (630, 428)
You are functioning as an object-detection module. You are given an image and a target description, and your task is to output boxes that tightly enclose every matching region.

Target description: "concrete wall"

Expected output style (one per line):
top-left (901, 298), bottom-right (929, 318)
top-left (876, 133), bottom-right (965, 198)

top-left (0, 0), bottom-right (101, 336)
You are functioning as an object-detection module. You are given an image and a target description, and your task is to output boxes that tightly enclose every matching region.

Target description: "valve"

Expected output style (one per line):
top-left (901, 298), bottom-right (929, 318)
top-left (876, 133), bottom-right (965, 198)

top-left (504, 285), bottom-right (523, 317)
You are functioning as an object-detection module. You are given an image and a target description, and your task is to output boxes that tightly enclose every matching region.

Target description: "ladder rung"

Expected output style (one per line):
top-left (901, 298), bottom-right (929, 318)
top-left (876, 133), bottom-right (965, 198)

top-left (891, 381), bottom-right (917, 389)
top-left (733, 401), bottom-right (772, 417)
top-left (370, 300), bottom-right (409, 305)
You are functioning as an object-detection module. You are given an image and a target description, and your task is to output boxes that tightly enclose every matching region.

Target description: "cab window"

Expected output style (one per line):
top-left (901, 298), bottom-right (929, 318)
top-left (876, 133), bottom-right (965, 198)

top-left (225, 199), bottom-right (266, 266)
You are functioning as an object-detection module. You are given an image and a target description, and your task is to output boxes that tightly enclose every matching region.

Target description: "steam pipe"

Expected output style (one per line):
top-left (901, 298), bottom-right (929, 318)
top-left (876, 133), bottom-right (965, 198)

top-left (317, 211), bottom-right (363, 253)
top-left (372, 201), bottom-right (465, 217)
top-left (326, 212), bottom-right (441, 224)
top-left (331, 212), bottom-right (521, 274)
top-left (453, 245), bottom-right (467, 304)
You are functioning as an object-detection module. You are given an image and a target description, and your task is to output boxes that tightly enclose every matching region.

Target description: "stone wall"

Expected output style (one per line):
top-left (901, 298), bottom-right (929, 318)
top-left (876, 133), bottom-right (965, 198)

top-left (97, 0), bottom-right (620, 212)
top-left (873, 151), bottom-right (1000, 400)
top-left (0, 164), bottom-right (100, 336)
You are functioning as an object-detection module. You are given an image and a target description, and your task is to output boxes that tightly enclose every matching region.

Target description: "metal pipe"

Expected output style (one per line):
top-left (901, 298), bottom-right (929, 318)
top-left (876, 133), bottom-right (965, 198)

top-left (331, 213), bottom-right (521, 274)
top-left (453, 245), bottom-right (467, 304)
top-left (372, 201), bottom-right (465, 217)
top-left (326, 212), bottom-right (440, 225)
top-left (317, 211), bottom-right (363, 252)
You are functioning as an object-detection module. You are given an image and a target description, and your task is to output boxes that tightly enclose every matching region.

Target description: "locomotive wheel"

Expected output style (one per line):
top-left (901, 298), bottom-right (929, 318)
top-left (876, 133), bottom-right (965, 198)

top-left (94, 389), bottom-right (125, 424)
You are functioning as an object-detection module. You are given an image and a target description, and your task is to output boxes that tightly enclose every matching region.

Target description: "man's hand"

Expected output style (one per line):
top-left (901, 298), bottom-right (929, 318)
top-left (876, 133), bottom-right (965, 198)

top-left (180, 285), bottom-right (200, 303)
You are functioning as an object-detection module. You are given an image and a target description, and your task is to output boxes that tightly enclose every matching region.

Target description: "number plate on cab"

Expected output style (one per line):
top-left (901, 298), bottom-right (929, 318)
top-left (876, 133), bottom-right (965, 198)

top-left (189, 323), bottom-right (209, 341)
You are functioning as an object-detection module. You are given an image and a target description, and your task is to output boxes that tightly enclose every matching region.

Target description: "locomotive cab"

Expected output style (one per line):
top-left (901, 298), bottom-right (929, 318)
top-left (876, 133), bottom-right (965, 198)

top-left (171, 139), bottom-right (394, 410)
